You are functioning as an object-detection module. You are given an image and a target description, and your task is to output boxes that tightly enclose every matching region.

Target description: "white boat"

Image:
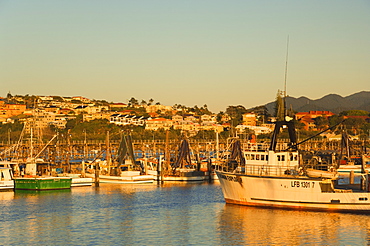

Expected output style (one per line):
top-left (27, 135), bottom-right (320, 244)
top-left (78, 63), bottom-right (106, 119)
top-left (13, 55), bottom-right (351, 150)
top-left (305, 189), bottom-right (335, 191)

top-left (71, 177), bottom-right (94, 186)
top-left (159, 139), bottom-right (209, 182)
top-left (162, 168), bottom-right (207, 182)
top-left (216, 95), bottom-right (370, 213)
top-left (86, 134), bottom-right (155, 184)
top-left (87, 172), bottom-right (154, 184)
top-left (0, 167), bottom-right (14, 190)
top-left (337, 157), bottom-right (370, 174)
top-left (86, 169), bottom-right (154, 184)
top-left (305, 168), bottom-right (338, 179)
top-left (58, 174), bottom-right (93, 187)
top-left (337, 164), bottom-right (365, 174)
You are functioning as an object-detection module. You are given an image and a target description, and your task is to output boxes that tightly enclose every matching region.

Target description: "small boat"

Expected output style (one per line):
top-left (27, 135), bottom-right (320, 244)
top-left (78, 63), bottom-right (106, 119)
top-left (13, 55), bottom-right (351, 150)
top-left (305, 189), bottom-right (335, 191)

top-left (97, 172), bottom-right (154, 184)
top-left (161, 138), bottom-right (208, 182)
top-left (71, 177), bottom-right (93, 187)
top-left (162, 168), bottom-right (207, 182)
top-left (87, 134), bottom-right (155, 184)
top-left (305, 168), bottom-right (338, 179)
top-left (56, 173), bottom-right (93, 187)
top-left (0, 167), bottom-right (14, 190)
top-left (14, 177), bottom-right (72, 190)
top-left (216, 92), bottom-right (370, 214)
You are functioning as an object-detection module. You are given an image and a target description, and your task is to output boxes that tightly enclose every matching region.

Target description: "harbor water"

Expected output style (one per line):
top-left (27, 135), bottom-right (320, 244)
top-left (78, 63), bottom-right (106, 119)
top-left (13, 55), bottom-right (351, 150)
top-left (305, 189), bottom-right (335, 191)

top-left (1, 182), bottom-right (370, 245)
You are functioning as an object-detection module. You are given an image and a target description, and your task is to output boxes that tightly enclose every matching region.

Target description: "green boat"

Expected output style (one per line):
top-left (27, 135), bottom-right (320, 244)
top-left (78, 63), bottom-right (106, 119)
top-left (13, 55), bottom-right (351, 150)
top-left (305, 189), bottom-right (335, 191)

top-left (14, 177), bottom-right (72, 190)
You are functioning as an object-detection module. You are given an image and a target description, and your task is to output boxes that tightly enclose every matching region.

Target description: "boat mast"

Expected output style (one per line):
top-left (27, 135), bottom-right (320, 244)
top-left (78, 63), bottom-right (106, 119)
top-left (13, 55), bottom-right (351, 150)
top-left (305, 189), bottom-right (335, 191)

top-left (284, 36), bottom-right (289, 101)
top-left (269, 36), bottom-right (298, 151)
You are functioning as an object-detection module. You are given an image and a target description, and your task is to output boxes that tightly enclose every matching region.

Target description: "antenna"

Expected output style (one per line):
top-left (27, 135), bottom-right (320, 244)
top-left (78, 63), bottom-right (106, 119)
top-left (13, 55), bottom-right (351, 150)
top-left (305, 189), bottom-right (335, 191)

top-left (284, 35), bottom-right (289, 98)
top-left (283, 35), bottom-right (290, 117)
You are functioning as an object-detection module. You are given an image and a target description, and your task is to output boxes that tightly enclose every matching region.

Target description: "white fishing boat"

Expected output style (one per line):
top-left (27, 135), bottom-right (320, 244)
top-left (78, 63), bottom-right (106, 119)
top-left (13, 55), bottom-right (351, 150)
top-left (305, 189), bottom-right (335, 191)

top-left (87, 134), bottom-right (155, 184)
top-left (162, 168), bottom-right (207, 182)
top-left (337, 164), bottom-right (366, 174)
top-left (97, 173), bottom-right (154, 184)
top-left (57, 174), bottom-right (93, 187)
top-left (216, 93), bottom-right (370, 214)
top-left (71, 177), bottom-right (94, 187)
top-left (0, 167), bottom-right (14, 190)
top-left (161, 139), bottom-right (208, 182)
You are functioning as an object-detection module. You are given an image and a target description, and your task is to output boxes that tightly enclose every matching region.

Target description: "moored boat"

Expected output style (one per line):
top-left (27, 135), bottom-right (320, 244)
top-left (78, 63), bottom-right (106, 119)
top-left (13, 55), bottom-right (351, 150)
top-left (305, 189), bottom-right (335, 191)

top-left (0, 167), bottom-right (14, 190)
top-left (216, 92), bottom-right (370, 214)
top-left (305, 168), bottom-right (338, 179)
top-left (161, 138), bottom-right (208, 182)
top-left (94, 173), bottom-right (154, 184)
top-left (57, 173), bottom-right (93, 187)
top-left (14, 177), bottom-right (72, 190)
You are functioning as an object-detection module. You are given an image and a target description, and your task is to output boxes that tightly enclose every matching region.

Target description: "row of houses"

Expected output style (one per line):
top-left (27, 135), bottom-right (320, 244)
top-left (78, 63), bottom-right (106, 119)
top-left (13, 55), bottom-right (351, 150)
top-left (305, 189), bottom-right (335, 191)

top-left (2, 95), bottom-right (369, 136)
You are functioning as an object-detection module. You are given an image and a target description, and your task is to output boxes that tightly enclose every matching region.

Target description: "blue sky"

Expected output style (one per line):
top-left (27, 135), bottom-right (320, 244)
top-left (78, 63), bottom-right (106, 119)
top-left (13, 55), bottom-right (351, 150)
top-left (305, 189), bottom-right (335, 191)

top-left (0, 0), bottom-right (369, 112)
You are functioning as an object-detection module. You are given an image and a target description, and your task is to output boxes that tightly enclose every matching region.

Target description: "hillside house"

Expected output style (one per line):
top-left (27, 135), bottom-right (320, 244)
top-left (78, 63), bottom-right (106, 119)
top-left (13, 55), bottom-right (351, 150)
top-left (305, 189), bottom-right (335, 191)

top-left (146, 105), bottom-right (173, 114)
top-left (145, 118), bottom-right (173, 130)
top-left (295, 111), bottom-right (335, 131)
top-left (0, 103), bottom-right (27, 118)
top-left (110, 114), bottom-right (148, 126)
top-left (83, 112), bottom-right (112, 122)
top-left (242, 113), bottom-right (257, 126)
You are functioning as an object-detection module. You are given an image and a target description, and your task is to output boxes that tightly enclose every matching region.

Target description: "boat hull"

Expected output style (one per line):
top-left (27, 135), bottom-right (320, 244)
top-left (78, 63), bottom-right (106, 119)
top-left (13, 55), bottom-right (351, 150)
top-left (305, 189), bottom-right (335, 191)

top-left (14, 177), bottom-right (72, 190)
top-left (71, 178), bottom-right (93, 187)
top-left (0, 167), bottom-right (14, 190)
top-left (0, 180), bottom-right (14, 190)
top-left (86, 174), bottom-right (154, 184)
top-left (161, 175), bottom-right (206, 182)
top-left (216, 171), bottom-right (370, 213)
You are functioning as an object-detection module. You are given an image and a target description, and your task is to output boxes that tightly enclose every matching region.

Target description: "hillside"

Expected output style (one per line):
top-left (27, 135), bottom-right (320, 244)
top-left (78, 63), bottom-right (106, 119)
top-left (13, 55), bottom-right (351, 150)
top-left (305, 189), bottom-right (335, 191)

top-left (264, 91), bottom-right (370, 115)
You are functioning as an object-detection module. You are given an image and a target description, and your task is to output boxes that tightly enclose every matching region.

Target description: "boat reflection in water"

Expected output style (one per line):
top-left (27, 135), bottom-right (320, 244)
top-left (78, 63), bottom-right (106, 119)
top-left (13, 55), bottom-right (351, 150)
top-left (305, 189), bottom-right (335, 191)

top-left (218, 204), bottom-right (370, 245)
top-left (2, 182), bottom-right (370, 245)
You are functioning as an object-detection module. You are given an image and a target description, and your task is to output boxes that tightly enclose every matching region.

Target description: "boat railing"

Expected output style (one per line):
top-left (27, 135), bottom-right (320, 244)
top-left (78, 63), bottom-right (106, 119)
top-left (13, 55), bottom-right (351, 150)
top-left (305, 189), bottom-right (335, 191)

top-left (234, 164), bottom-right (299, 176)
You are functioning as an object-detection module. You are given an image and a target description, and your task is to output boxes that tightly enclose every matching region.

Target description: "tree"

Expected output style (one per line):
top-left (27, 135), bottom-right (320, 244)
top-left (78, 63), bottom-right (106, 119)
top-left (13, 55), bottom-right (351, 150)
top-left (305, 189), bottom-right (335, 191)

top-left (340, 110), bottom-right (369, 116)
top-left (343, 117), bottom-right (366, 135)
top-left (140, 100), bottom-right (147, 106)
top-left (65, 114), bottom-right (83, 130)
top-left (128, 97), bottom-right (139, 107)
top-left (6, 92), bottom-right (12, 100)
top-left (225, 105), bottom-right (247, 126)
top-left (314, 116), bottom-right (329, 131)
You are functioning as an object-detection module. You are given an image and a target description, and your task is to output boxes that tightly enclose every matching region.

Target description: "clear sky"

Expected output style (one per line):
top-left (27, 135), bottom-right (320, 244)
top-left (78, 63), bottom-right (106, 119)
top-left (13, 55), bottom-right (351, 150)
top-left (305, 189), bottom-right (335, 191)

top-left (0, 0), bottom-right (369, 113)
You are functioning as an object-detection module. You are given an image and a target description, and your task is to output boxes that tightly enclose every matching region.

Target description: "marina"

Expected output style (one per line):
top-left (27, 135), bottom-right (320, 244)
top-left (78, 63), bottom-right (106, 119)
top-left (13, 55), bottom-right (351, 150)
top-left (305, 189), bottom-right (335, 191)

top-left (0, 0), bottom-right (369, 244)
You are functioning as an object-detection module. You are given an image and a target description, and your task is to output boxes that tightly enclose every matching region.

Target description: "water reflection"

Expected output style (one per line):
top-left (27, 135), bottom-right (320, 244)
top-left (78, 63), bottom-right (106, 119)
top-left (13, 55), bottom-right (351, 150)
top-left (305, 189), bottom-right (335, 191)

top-left (217, 204), bottom-right (370, 245)
top-left (1, 183), bottom-right (370, 245)
top-left (0, 190), bottom-right (14, 200)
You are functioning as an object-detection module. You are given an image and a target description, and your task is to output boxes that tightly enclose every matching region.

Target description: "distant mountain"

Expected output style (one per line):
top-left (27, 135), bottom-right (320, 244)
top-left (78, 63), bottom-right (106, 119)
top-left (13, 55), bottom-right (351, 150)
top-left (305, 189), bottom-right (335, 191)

top-left (264, 91), bottom-right (370, 115)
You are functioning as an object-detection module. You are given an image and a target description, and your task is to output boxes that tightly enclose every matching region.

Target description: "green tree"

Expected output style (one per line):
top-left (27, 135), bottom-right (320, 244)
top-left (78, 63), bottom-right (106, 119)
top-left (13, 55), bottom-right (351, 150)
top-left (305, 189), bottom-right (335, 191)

top-left (343, 117), bottom-right (366, 135)
top-left (128, 97), bottom-right (139, 107)
top-left (340, 110), bottom-right (369, 116)
top-left (140, 100), bottom-right (147, 106)
top-left (314, 116), bottom-right (329, 131)
top-left (225, 105), bottom-right (247, 126)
